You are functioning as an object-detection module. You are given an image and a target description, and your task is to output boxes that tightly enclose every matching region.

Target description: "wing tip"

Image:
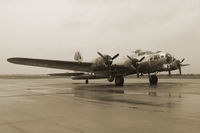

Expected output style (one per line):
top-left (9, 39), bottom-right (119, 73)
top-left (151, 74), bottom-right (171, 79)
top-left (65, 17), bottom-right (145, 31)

top-left (7, 58), bottom-right (14, 63)
top-left (7, 57), bottom-right (21, 64)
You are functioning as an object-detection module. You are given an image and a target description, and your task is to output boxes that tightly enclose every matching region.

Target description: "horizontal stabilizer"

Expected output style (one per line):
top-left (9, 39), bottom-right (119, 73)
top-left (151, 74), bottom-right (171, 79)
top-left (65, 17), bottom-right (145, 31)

top-left (74, 51), bottom-right (83, 62)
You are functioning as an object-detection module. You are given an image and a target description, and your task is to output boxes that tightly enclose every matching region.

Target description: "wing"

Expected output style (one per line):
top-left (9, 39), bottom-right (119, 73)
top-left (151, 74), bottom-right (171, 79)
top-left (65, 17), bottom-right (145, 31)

top-left (7, 57), bottom-right (93, 72)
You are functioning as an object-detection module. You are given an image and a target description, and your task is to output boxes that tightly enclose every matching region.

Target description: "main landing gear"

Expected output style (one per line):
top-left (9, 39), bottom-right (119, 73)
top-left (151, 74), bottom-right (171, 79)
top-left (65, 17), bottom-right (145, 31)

top-left (149, 74), bottom-right (158, 85)
top-left (115, 75), bottom-right (124, 86)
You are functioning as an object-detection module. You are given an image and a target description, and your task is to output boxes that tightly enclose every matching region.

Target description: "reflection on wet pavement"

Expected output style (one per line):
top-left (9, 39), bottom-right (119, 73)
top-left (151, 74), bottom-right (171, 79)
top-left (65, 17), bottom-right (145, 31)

top-left (69, 80), bottom-right (185, 109)
top-left (0, 78), bottom-right (200, 133)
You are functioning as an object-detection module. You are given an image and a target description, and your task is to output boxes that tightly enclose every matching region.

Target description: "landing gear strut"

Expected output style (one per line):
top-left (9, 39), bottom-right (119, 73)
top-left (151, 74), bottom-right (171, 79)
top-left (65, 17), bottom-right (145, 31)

top-left (85, 79), bottom-right (89, 84)
top-left (115, 75), bottom-right (124, 86)
top-left (149, 74), bottom-right (158, 85)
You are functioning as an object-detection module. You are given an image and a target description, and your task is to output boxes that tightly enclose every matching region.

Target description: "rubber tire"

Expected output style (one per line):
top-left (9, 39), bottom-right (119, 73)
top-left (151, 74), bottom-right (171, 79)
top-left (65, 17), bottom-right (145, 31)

top-left (149, 75), bottom-right (158, 85)
top-left (115, 76), bottom-right (124, 86)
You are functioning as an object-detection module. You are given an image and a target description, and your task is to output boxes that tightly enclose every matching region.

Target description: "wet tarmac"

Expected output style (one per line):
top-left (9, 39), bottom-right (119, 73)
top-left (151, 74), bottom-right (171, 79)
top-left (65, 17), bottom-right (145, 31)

top-left (0, 77), bottom-right (200, 133)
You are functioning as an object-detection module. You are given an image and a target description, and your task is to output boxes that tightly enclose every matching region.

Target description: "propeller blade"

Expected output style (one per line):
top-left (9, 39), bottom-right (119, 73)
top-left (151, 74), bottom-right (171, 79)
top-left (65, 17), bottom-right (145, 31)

top-left (112, 53), bottom-right (119, 60)
top-left (139, 56), bottom-right (145, 62)
top-left (97, 52), bottom-right (105, 58)
top-left (181, 58), bottom-right (185, 63)
top-left (181, 64), bottom-right (190, 67)
top-left (127, 55), bottom-right (133, 61)
top-left (179, 66), bottom-right (182, 75)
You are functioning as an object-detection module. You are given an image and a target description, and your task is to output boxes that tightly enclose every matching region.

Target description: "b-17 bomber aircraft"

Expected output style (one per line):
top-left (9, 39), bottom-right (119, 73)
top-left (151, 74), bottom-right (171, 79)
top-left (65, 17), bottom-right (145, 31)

top-left (7, 50), bottom-right (189, 86)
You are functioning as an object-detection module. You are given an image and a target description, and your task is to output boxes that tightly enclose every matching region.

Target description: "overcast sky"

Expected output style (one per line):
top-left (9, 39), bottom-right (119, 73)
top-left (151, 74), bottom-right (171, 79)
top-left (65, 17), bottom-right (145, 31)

top-left (0, 0), bottom-right (200, 74)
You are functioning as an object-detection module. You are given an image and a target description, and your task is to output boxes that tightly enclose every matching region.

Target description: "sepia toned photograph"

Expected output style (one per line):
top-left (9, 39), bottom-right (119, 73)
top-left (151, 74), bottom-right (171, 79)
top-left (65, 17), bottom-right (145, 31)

top-left (0, 0), bottom-right (200, 133)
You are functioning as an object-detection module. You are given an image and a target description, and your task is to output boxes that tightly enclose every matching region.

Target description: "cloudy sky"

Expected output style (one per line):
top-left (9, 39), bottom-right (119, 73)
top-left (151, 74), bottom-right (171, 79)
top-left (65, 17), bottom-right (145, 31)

top-left (0, 0), bottom-right (200, 74)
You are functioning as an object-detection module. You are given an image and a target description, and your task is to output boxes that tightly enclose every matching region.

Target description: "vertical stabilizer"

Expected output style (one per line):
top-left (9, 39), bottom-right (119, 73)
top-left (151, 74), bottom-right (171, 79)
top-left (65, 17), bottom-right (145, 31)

top-left (74, 51), bottom-right (83, 63)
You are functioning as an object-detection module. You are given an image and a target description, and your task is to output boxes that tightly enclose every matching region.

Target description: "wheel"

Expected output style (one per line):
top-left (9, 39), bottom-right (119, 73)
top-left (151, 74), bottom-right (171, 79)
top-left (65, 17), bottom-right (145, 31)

top-left (149, 75), bottom-right (158, 85)
top-left (115, 76), bottom-right (124, 86)
top-left (85, 79), bottom-right (89, 84)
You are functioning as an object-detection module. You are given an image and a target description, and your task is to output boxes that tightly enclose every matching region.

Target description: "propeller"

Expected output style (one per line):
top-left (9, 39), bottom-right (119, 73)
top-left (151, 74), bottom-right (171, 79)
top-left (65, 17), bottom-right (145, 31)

top-left (127, 55), bottom-right (145, 78)
top-left (176, 58), bottom-right (185, 76)
top-left (97, 52), bottom-right (119, 66)
top-left (165, 54), bottom-right (173, 77)
top-left (97, 52), bottom-right (119, 76)
top-left (166, 57), bottom-right (185, 77)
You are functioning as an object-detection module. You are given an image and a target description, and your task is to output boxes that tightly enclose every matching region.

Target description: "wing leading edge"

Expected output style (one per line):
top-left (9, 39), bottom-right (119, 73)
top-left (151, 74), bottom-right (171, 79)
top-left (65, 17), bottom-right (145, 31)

top-left (7, 57), bottom-right (93, 72)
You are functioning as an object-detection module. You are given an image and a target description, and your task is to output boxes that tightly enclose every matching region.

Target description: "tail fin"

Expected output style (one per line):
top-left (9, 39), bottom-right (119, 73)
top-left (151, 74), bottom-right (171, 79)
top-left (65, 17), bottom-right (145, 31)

top-left (74, 51), bottom-right (83, 63)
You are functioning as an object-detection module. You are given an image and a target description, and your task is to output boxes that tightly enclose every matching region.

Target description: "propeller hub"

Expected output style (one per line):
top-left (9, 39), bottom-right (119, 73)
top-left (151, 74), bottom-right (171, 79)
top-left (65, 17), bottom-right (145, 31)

top-left (132, 59), bottom-right (139, 67)
top-left (104, 55), bottom-right (113, 66)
